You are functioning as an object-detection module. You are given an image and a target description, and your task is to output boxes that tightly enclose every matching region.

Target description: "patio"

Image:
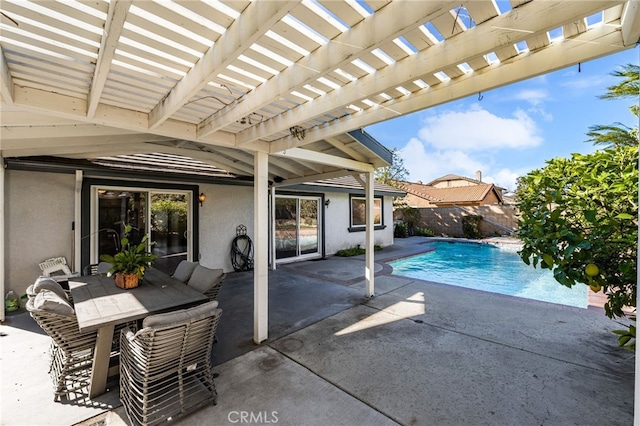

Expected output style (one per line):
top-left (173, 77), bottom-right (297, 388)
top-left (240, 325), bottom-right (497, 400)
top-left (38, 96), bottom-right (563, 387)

top-left (1, 237), bottom-right (634, 426)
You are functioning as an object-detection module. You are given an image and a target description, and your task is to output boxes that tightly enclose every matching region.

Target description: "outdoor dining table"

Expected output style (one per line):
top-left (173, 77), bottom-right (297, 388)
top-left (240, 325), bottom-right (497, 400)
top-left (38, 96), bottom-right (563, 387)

top-left (68, 268), bottom-right (209, 398)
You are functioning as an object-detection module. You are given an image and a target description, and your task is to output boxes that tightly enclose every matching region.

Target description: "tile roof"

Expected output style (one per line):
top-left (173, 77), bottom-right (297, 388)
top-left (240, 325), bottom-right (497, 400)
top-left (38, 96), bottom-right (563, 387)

top-left (400, 181), bottom-right (501, 204)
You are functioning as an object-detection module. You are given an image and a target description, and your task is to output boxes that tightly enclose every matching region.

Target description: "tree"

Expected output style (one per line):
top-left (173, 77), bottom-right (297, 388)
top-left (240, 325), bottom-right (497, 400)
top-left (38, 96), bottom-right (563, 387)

top-left (516, 64), bottom-right (639, 350)
top-left (375, 147), bottom-right (409, 208)
top-left (585, 63), bottom-right (638, 148)
top-left (375, 147), bottom-right (408, 185)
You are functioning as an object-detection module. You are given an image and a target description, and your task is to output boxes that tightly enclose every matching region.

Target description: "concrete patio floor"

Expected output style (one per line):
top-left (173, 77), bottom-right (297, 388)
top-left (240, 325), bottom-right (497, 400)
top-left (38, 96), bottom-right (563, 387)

top-left (1, 237), bottom-right (634, 425)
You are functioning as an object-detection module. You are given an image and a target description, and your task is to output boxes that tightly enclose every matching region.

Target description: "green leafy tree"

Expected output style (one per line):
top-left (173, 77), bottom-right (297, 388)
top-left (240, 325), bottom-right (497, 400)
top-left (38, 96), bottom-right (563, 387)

top-left (375, 147), bottom-right (409, 208)
top-left (516, 64), bottom-right (639, 350)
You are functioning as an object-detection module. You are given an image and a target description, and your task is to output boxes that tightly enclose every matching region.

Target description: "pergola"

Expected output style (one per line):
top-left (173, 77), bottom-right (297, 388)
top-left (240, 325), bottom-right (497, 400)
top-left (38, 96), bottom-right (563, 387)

top-left (1, 0), bottom-right (638, 379)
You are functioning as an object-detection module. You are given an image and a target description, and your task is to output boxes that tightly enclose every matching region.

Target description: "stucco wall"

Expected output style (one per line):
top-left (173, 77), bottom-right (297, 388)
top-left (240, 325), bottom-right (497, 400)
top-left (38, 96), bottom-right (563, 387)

top-left (198, 183), bottom-right (254, 272)
top-left (5, 170), bottom-right (76, 297)
top-left (323, 191), bottom-right (394, 254)
top-left (3, 171), bottom-right (395, 296)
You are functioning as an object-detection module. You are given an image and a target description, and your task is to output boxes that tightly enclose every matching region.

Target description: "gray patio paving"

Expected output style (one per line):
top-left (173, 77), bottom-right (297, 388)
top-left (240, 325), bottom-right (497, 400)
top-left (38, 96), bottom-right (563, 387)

top-left (1, 237), bottom-right (634, 426)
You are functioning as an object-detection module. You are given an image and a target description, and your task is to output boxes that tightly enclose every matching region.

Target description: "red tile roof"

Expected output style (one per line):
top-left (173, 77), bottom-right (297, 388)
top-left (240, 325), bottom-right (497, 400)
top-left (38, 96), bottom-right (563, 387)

top-left (400, 180), bottom-right (502, 204)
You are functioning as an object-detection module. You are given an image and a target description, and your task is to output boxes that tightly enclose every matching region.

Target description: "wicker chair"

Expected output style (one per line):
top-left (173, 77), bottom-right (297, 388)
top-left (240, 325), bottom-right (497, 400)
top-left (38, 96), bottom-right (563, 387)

top-left (26, 292), bottom-right (98, 401)
top-left (119, 301), bottom-right (222, 426)
top-left (82, 261), bottom-right (112, 276)
top-left (187, 264), bottom-right (226, 301)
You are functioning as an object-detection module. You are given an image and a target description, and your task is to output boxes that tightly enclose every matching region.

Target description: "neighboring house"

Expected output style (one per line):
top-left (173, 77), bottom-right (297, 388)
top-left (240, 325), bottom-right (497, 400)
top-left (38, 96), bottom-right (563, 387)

top-left (3, 152), bottom-right (403, 298)
top-left (399, 171), bottom-right (504, 208)
top-left (394, 172), bottom-right (517, 237)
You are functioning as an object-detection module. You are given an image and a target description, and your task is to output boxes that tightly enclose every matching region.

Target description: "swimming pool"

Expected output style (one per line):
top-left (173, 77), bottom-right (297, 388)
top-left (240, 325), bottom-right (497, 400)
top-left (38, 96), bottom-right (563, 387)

top-left (390, 241), bottom-right (588, 308)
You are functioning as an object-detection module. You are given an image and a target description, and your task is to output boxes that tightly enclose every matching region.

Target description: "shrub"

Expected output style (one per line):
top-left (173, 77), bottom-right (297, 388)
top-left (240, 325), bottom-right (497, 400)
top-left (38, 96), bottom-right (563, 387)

top-left (462, 215), bottom-right (483, 239)
top-left (415, 227), bottom-right (434, 237)
top-left (335, 245), bottom-right (382, 257)
top-left (394, 221), bottom-right (408, 238)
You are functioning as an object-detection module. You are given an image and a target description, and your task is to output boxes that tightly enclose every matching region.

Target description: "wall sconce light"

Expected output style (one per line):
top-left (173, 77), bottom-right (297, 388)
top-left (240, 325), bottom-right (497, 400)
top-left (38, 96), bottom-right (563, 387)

top-left (324, 199), bottom-right (331, 207)
top-left (198, 193), bottom-right (206, 207)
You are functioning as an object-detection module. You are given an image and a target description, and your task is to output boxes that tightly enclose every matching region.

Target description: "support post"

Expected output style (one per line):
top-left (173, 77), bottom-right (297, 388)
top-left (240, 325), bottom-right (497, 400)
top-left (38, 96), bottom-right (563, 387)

top-left (73, 170), bottom-right (82, 273)
top-left (0, 151), bottom-right (5, 321)
top-left (365, 171), bottom-right (375, 297)
top-left (254, 151), bottom-right (269, 344)
top-left (270, 187), bottom-right (276, 271)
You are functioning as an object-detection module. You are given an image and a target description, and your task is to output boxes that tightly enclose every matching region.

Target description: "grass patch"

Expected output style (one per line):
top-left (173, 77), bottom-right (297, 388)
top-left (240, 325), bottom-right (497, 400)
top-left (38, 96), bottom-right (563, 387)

top-left (335, 245), bottom-right (382, 257)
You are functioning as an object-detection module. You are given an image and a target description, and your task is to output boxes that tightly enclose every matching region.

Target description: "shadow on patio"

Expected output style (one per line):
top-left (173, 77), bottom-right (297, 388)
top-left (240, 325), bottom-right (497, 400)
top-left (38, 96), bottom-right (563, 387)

top-left (1, 238), bottom-right (635, 426)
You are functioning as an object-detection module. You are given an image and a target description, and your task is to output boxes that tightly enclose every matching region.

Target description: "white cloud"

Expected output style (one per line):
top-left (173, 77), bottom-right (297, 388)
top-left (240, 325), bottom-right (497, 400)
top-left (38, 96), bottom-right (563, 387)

top-left (512, 89), bottom-right (548, 106)
top-left (482, 169), bottom-right (521, 192)
top-left (417, 107), bottom-right (542, 150)
top-left (560, 74), bottom-right (608, 90)
top-left (399, 138), bottom-right (486, 184)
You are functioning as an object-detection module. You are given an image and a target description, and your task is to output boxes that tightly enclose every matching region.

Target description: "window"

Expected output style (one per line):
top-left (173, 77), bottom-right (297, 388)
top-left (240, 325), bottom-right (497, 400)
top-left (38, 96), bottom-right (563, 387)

top-left (350, 196), bottom-right (383, 231)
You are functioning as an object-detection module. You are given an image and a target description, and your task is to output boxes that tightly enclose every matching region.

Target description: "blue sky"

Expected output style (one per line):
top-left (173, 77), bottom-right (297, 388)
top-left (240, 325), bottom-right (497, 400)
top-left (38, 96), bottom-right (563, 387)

top-left (365, 47), bottom-right (639, 192)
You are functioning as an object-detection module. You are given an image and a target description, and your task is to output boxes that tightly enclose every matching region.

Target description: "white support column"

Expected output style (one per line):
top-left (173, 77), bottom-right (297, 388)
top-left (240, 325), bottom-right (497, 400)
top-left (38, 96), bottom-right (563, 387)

top-left (270, 187), bottom-right (277, 271)
top-left (73, 170), bottom-right (83, 273)
top-left (254, 151), bottom-right (269, 344)
top-left (0, 151), bottom-right (5, 321)
top-left (365, 171), bottom-right (375, 297)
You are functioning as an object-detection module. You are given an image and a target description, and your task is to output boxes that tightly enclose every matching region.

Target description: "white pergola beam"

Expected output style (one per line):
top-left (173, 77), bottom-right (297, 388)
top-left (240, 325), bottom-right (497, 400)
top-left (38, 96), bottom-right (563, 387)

top-left (3, 143), bottom-right (152, 158)
top-left (87, 0), bottom-right (131, 118)
top-left (325, 137), bottom-right (369, 163)
top-left (271, 147), bottom-right (374, 173)
top-left (198, 0), bottom-right (459, 139)
top-left (238, 0), bottom-right (616, 147)
top-left (1, 127), bottom-right (169, 144)
top-left (0, 47), bottom-right (13, 105)
top-left (621, 0), bottom-right (640, 46)
top-left (291, 23), bottom-right (631, 144)
top-left (11, 86), bottom-right (245, 149)
top-left (149, 1), bottom-right (297, 129)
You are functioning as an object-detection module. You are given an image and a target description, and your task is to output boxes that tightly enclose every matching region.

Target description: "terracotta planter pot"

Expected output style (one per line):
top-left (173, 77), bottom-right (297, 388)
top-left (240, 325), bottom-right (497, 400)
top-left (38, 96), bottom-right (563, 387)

top-left (114, 272), bottom-right (140, 289)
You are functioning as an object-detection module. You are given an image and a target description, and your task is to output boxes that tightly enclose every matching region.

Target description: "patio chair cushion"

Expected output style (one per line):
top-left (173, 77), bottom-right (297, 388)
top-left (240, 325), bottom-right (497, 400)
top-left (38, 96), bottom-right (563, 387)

top-left (33, 289), bottom-right (74, 316)
top-left (172, 260), bottom-right (198, 283)
top-left (142, 300), bottom-right (219, 328)
top-left (26, 284), bottom-right (36, 298)
top-left (188, 265), bottom-right (224, 294)
top-left (33, 277), bottom-right (69, 301)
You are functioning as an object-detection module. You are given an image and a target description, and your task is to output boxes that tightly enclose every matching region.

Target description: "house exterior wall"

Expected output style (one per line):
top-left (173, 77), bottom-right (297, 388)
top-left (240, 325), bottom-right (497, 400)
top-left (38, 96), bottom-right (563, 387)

top-left (482, 191), bottom-right (501, 205)
top-left (323, 191), bottom-right (394, 254)
top-left (198, 183), bottom-right (254, 272)
top-left (432, 179), bottom-right (475, 188)
top-left (5, 170), bottom-right (76, 298)
top-left (3, 171), bottom-right (396, 297)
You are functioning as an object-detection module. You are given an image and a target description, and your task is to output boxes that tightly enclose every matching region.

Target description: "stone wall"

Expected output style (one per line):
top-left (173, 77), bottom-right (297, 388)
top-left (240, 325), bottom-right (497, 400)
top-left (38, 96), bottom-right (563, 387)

top-left (396, 205), bottom-right (519, 238)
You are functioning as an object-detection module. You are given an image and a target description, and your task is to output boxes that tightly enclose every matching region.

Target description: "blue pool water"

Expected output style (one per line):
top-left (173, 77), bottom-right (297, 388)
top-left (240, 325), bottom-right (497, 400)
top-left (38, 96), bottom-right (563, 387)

top-left (390, 242), bottom-right (588, 308)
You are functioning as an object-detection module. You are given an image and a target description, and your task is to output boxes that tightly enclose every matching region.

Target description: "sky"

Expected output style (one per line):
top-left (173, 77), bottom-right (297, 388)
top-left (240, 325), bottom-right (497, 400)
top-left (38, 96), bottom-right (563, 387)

top-left (365, 47), bottom-right (639, 192)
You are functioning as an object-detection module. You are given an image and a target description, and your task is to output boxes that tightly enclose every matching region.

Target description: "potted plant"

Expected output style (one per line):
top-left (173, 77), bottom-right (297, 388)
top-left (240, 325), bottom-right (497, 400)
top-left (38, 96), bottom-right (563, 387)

top-left (100, 225), bottom-right (157, 289)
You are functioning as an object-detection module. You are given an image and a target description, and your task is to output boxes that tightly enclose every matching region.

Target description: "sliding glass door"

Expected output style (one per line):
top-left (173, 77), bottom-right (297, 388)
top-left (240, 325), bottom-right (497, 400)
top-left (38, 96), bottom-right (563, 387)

top-left (94, 188), bottom-right (191, 274)
top-left (149, 193), bottom-right (189, 273)
top-left (275, 196), bottom-right (321, 261)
